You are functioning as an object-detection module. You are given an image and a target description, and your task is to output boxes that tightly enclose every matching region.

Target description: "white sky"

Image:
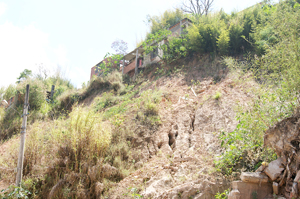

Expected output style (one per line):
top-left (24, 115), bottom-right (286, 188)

top-left (0, 0), bottom-right (264, 88)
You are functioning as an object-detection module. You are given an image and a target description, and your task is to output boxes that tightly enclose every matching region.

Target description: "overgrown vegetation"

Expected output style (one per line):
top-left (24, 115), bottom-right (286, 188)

top-left (1, 0), bottom-right (300, 198)
top-left (0, 68), bottom-right (163, 197)
top-left (215, 0), bottom-right (300, 175)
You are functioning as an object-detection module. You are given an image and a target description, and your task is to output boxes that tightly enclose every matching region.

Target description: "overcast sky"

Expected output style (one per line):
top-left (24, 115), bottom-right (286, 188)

top-left (0, 0), bottom-right (264, 88)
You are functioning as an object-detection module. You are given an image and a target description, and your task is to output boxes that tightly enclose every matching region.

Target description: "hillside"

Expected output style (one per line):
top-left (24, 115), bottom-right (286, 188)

top-left (0, 55), bottom-right (249, 197)
top-left (1, 0), bottom-right (300, 198)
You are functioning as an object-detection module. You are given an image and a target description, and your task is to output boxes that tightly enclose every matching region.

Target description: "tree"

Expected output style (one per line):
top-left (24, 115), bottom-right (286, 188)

top-left (145, 9), bottom-right (184, 35)
top-left (217, 29), bottom-right (230, 55)
top-left (111, 39), bottom-right (128, 55)
top-left (96, 53), bottom-right (123, 77)
top-left (16, 69), bottom-right (32, 84)
top-left (180, 0), bottom-right (214, 16)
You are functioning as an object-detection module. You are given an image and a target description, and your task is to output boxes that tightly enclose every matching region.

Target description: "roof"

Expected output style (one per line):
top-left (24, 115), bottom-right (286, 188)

top-left (123, 45), bottom-right (145, 61)
top-left (168, 18), bottom-right (192, 31)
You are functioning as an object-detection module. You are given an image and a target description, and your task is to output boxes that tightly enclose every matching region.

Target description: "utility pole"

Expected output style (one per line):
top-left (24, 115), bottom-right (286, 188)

top-left (16, 84), bottom-right (29, 187)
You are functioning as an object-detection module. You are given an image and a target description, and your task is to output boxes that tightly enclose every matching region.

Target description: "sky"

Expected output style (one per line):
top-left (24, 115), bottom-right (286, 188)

top-left (0, 0), bottom-right (263, 88)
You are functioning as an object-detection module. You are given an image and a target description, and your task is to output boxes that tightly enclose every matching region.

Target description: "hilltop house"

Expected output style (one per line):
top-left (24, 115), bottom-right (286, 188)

top-left (121, 18), bottom-right (191, 78)
top-left (90, 18), bottom-right (191, 80)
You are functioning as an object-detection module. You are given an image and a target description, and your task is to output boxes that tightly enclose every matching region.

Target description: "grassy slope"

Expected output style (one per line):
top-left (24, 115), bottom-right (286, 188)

top-left (0, 54), bottom-right (263, 198)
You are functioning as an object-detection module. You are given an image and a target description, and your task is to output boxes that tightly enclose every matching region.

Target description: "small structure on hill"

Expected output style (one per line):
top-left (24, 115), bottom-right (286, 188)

top-left (90, 57), bottom-right (121, 80)
top-left (90, 18), bottom-right (192, 80)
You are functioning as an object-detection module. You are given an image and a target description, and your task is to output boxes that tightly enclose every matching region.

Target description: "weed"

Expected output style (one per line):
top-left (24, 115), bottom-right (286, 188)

top-left (1, 185), bottom-right (31, 199)
top-left (124, 187), bottom-right (144, 199)
top-left (213, 91), bottom-right (222, 100)
top-left (215, 189), bottom-right (230, 199)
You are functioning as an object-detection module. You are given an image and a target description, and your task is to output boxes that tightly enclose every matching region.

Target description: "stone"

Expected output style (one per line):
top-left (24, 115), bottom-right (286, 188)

top-left (272, 182), bottom-right (279, 195)
top-left (264, 158), bottom-right (284, 181)
top-left (95, 182), bottom-right (104, 198)
top-left (228, 189), bottom-right (240, 199)
top-left (240, 172), bottom-right (269, 183)
top-left (231, 181), bottom-right (272, 199)
top-left (255, 164), bottom-right (267, 172)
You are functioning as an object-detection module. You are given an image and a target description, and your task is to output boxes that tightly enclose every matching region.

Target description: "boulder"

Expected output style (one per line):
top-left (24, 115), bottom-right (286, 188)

top-left (228, 189), bottom-right (240, 199)
top-left (240, 172), bottom-right (269, 183)
top-left (264, 158), bottom-right (284, 181)
top-left (230, 181), bottom-right (272, 199)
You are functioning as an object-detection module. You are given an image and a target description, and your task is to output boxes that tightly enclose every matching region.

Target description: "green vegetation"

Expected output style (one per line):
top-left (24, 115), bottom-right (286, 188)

top-left (215, 0), bottom-right (300, 175)
top-left (1, 185), bottom-right (31, 199)
top-left (1, 0), bottom-right (300, 198)
top-left (145, 9), bottom-right (184, 35)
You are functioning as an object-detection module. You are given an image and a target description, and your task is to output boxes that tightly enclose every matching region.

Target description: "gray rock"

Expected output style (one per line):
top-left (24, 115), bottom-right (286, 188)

top-left (240, 172), bottom-right (269, 183)
top-left (264, 158), bottom-right (284, 181)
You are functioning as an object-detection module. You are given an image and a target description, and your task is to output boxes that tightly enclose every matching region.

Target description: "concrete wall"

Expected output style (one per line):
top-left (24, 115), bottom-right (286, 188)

top-left (90, 57), bottom-right (121, 80)
top-left (90, 66), bottom-right (98, 80)
top-left (123, 60), bottom-right (136, 74)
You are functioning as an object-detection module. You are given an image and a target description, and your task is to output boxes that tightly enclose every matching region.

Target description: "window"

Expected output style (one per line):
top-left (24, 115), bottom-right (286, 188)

top-left (151, 47), bottom-right (158, 60)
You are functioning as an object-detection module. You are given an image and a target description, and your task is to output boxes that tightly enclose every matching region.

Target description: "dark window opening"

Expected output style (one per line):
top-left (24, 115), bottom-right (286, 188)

top-left (151, 47), bottom-right (158, 60)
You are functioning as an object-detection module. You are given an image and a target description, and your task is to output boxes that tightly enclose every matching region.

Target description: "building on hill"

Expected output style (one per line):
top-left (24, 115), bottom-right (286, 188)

top-left (90, 57), bottom-right (121, 80)
top-left (121, 18), bottom-right (191, 78)
top-left (90, 18), bottom-right (192, 80)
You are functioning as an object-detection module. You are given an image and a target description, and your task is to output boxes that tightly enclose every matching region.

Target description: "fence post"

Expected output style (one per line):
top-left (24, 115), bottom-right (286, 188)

top-left (50, 85), bottom-right (55, 101)
top-left (16, 84), bottom-right (29, 187)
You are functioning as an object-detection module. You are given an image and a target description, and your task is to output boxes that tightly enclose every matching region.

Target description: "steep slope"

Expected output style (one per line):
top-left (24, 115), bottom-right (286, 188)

top-left (105, 72), bottom-right (255, 198)
top-left (0, 57), bottom-right (256, 198)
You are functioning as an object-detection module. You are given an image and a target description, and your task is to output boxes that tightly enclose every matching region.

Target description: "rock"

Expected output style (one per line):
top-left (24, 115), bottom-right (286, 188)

top-left (142, 175), bottom-right (174, 198)
top-left (273, 182), bottom-right (279, 195)
top-left (240, 172), bottom-right (269, 183)
top-left (102, 164), bottom-right (118, 178)
top-left (231, 181), bottom-right (272, 199)
top-left (228, 189), bottom-right (240, 199)
top-left (134, 161), bottom-right (143, 169)
top-left (255, 163), bottom-right (267, 172)
top-left (95, 182), bottom-right (104, 198)
top-left (264, 158), bottom-right (284, 181)
top-left (264, 112), bottom-right (300, 156)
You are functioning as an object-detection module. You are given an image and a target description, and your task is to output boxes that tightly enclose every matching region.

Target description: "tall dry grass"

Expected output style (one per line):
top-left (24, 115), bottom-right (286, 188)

top-left (0, 105), bottom-right (111, 198)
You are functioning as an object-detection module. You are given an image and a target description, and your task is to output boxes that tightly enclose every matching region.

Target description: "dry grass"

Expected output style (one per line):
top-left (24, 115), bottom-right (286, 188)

top-left (56, 71), bottom-right (125, 113)
top-left (0, 105), bottom-right (112, 198)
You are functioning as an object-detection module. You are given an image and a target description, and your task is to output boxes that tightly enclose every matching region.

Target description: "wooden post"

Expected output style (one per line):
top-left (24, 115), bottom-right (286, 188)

top-left (122, 57), bottom-right (125, 75)
top-left (16, 84), bottom-right (29, 187)
top-left (180, 20), bottom-right (182, 35)
top-left (50, 85), bottom-right (55, 101)
top-left (134, 48), bottom-right (139, 80)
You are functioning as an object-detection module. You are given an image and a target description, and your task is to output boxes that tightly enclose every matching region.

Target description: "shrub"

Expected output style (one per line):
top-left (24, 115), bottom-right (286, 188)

top-left (3, 84), bottom-right (16, 101)
top-left (217, 29), bottom-right (230, 55)
top-left (228, 18), bottom-right (244, 54)
top-left (16, 78), bottom-right (46, 111)
top-left (213, 91), bottom-right (222, 100)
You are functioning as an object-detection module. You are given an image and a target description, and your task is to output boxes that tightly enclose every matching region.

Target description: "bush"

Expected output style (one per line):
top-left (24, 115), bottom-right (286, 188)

top-left (17, 78), bottom-right (46, 110)
top-left (3, 84), bottom-right (16, 101)
top-left (213, 91), bottom-right (222, 100)
top-left (217, 29), bottom-right (230, 55)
